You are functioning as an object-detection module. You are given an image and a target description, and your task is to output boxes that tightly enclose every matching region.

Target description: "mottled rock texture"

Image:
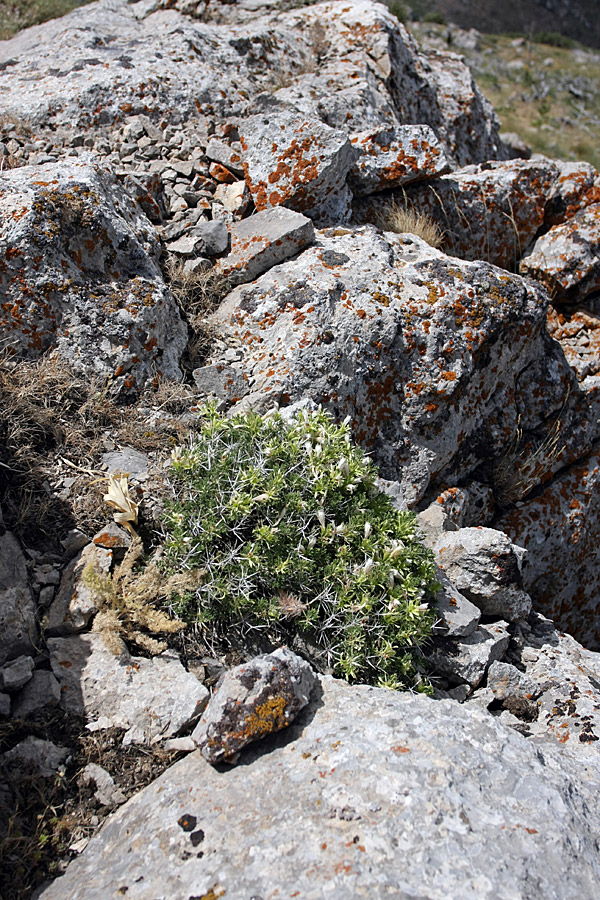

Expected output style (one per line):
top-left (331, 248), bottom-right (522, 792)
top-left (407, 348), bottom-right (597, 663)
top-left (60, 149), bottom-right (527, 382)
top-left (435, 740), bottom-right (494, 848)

top-left (192, 648), bottom-right (316, 763)
top-left (349, 124), bottom-right (450, 196)
top-left (220, 206), bottom-right (315, 284)
top-left (212, 227), bottom-right (554, 504)
top-left (0, 159), bottom-right (186, 393)
top-left (38, 677), bottom-right (600, 900)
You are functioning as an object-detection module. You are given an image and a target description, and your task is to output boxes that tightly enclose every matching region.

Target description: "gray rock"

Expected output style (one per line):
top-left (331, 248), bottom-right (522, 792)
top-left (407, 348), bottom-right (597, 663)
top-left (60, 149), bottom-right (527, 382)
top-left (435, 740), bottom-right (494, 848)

top-left (0, 694), bottom-right (10, 717)
top-left (435, 527), bottom-right (532, 622)
top-left (429, 620), bottom-right (511, 688)
top-left (38, 677), bottom-right (600, 900)
top-left (219, 206), bottom-right (314, 284)
top-left (0, 159), bottom-right (187, 395)
top-left (403, 157), bottom-right (558, 269)
top-left (212, 226), bottom-right (553, 505)
top-left (192, 648), bottom-right (316, 764)
top-left (12, 671), bottom-right (61, 717)
top-left (486, 660), bottom-right (540, 704)
top-left (239, 108), bottom-right (357, 225)
top-left (48, 634), bottom-right (209, 745)
top-left (0, 531), bottom-right (37, 666)
top-left (0, 655), bottom-right (34, 692)
top-left (102, 448), bottom-right (149, 480)
top-left (81, 763), bottom-right (126, 808)
top-left (497, 452), bottom-right (600, 649)
top-left (46, 543), bottom-right (112, 636)
top-left (520, 203), bottom-right (600, 304)
top-left (416, 501), bottom-right (457, 550)
top-left (545, 159), bottom-right (600, 226)
top-left (213, 180), bottom-right (251, 215)
top-left (192, 364), bottom-right (249, 402)
top-left (432, 567), bottom-right (480, 638)
top-left (205, 139), bottom-right (244, 178)
top-left (2, 737), bottom-right (68, 777)
top-left (348, 124), bottom-right (449, 196)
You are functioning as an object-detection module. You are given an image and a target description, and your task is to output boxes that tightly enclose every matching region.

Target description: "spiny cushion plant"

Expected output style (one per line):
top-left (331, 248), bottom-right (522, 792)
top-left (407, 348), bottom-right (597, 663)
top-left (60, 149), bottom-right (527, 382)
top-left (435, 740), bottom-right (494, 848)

top-left (161, 404), bottom-right (438, 691)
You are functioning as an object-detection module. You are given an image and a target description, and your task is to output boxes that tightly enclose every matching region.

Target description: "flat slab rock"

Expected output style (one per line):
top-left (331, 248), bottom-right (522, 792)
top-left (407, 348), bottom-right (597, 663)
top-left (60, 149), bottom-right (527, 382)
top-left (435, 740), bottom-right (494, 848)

top-left (0, 158), bottom-right (186, 394)
top-left (212, 225), bottom-right (552, 504)
top-left (48, 633), bottom-right (208, 745)
top-left (39, 677), bottom-right (600, 900)
top-left (219, 206), bottom-right (315, 285)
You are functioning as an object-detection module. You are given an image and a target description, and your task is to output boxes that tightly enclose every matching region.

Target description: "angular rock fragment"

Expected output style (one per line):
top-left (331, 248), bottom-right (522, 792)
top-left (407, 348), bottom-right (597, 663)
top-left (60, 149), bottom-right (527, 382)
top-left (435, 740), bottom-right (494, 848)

top-left (435, 527), bottom-right (532, 622)
top-left (0, 655), bottom-right (34, 692)
top-left (219, 206), bottom-right (314, 284)
top-left (46, 543), bottom-right (112, 636)
top-left (519, 204), bottom-right (600, 304)
top-left (12, 670), bottom-right (61, 717)
top-left (192, 648), bottom-right (316, 764)
top-left (48, 634), bottom-right (209, 745)
top-left (81, 763), bottom-right (126, 808)
top-left (428, 620), bottom-right (510, 688)
top-left (1, 737), bottom-right (68, 778)
top-left (214, 180), bottom-right (251, 216)
top-left (205, 139), bottom-right (244, 178)
top-left (192, 364), bottom-right (249, 402)
top-left (545, 160), bottom-right (600, 226)
top-left (239, 109), bottom-right (357, 225)
top-left (432, 567), bottom-right (480, 638)
top-left (486, 661), bottom-right (540, 706)
top-left (0, 159), bottom-right (187, 395)
top-left (348, 124), bottom-right (449, 196)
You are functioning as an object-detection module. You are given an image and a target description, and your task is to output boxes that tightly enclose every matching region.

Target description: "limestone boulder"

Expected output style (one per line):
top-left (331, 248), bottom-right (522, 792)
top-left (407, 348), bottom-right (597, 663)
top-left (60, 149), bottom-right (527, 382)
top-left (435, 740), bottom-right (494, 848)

top-left (46, 543), bottom-right (112, 636)
top-left (348, 124), bottom-right (450, 196)
top-left (211, 226), bottom-right (554, 505)
top-left (0, 159), bottom-right (186, 394)
top-left (519, 203), bottom-right (600, 304)
top-left (48, 634), bottom-right (209, 745)
top-left (497, 452), bottom-right (600, 650)
top-left (38, 676), bottom-right (600, 900)
top-left (545, 159), bottom-right (600, 226)
top-left (403, 158), bottom-right (559, 269)
top-left (239, 108), bottom-right (357, 225)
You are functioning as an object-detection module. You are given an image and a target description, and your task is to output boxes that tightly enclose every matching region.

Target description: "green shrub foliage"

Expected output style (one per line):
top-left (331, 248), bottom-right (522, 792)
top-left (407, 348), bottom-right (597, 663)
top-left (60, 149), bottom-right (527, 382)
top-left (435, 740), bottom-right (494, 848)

top-left (161, 405), bottom-right (438, 690)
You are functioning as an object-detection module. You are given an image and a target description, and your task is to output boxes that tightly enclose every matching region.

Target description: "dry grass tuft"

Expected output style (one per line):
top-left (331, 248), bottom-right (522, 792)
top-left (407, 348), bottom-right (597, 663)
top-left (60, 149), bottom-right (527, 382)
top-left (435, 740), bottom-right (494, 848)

top-left (492, 413), bottom-right (566, 508)
top-left (378, 199), bottom-right (445, 249)
top-left (164, 257), bottom-right (230, 375)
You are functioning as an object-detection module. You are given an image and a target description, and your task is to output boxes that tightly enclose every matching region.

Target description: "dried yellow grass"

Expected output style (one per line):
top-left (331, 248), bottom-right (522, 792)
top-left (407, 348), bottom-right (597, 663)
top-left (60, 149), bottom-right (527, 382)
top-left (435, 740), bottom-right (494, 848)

top-left (378, 199), bottom-right (444, 249)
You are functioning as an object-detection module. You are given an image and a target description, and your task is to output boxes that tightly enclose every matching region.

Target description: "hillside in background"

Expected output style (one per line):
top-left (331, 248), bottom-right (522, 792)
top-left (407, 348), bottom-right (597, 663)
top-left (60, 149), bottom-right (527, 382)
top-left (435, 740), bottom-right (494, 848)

top-left (400, 0), bottom-right (600, 49)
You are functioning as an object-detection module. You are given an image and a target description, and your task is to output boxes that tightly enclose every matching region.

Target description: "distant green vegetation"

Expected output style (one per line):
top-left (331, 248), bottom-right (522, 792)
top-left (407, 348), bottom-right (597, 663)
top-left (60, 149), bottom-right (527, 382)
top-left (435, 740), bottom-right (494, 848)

top-left (0, 0), bottom-right (92, 40)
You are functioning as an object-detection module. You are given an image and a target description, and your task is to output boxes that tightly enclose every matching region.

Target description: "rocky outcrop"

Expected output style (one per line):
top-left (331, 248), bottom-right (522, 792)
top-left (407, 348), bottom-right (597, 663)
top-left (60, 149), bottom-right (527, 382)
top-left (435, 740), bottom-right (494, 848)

top-left (0, 158), bottom-right (187, 394)
top-left (210, 226), bottom-right (556, 505)
top-left (38, 675), bottom-right (600, 900)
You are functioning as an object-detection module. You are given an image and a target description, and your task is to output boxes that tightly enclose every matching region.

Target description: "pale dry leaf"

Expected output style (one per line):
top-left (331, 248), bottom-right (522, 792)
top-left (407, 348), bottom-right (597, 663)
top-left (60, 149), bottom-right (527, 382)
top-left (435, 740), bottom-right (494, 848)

top-left (103, 473), bottom-right (139, 535)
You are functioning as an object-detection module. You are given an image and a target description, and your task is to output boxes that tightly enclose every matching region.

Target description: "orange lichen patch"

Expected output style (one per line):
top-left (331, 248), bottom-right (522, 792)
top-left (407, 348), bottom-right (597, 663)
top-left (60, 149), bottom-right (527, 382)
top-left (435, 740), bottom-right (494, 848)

top-left (391, 744), bottom-right (410, 754)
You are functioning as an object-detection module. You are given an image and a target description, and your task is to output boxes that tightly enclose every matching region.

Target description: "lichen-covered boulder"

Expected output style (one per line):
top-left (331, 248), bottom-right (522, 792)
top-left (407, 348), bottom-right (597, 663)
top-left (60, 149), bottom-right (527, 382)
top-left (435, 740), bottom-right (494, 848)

top-left (348, 124), bottom-right (450, 196)
top-left (38, 677), bottom-right (600, 900)
top-left (403, 157), bottom-right (559, 269)
top-left (545, 160), bottom-right (600, 226)
top-left (239, 108), bottom-right (357, 225)
top-left (519, 203), bottom-right (600, 304)
top-left (0, 159), bottom-right (186, 394)
top-left (211, 226), bottom-right (555, 505)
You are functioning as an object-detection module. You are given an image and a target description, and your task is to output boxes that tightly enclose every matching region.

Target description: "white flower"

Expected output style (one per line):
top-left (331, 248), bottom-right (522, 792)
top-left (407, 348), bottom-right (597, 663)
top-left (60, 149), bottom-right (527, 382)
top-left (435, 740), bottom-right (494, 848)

top-left (364, 521), bottom-right (372, 539)
top-left (337, 457), bottom-right (350, 476)
top-left (317, 509), bottom-right (326, 527)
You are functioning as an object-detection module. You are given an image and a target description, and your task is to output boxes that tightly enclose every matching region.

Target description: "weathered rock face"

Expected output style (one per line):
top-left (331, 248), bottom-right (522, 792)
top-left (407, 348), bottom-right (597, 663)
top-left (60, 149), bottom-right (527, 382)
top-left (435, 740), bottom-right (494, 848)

top-left (520, 203), bottom-right (600, 304)
top-left (403, 157), bottom-right (559, 269)
top-left (212, 226), bottom-right (554, 504)
top-left (48, 634), bottom-right (209, 745)
top-left (38, 676), bottom-right (600, 900)
top-left (497, 452), bottom-right (600, 650)
top-left (348, 124), bottom-right (450, 196)
top-left (0, 158), bottom-right (186, 393)
top-left (239, 108), bottom-right (357, 225)
top-left (0, 0), bottom-right (505, 169)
